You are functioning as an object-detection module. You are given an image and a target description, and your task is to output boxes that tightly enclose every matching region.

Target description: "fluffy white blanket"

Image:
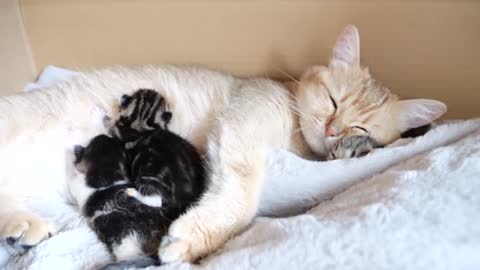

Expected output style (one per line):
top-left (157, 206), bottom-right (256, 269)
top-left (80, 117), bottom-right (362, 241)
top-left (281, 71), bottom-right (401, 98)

top-left (2, 68), bottom-right (479, 269)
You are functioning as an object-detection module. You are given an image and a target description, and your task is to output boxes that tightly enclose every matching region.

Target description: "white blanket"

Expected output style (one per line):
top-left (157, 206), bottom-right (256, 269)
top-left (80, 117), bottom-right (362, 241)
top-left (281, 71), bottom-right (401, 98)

top-left (2, 68), bottom-right (480, 269)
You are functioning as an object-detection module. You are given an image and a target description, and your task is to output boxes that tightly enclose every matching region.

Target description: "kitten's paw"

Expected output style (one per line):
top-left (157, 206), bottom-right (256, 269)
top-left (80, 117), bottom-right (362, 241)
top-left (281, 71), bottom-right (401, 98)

top-left (328, 135), bottom-right (381, 160)
top-left (126, 188), bottom-right (163, 207)
top-left (102, 115), bottom-right (112, 127)
top-left (1, 212), bottom-right (54, 255)
top-left (102, 115), bottom-right (114, 135)
top-left (125, 187), bottom-right (136, 196)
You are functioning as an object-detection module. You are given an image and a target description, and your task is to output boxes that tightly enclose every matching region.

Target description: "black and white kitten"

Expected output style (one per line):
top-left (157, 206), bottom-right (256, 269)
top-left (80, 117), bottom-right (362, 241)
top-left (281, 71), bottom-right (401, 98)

top-left (71, 135), bottom-right (166, 265)
top-left (70, 89), bottom-right (205, 268)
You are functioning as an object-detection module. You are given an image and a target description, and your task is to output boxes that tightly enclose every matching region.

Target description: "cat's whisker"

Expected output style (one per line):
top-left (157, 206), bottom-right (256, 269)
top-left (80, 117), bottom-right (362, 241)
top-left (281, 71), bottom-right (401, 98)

top-left (292, 121), bottom-right (318, 134)
top-left (272, 66), bottom-right (302, 85)
top-left (287, 101), bottom-right (312, 120)
top-left (312, 117), bottom-right (325, 130)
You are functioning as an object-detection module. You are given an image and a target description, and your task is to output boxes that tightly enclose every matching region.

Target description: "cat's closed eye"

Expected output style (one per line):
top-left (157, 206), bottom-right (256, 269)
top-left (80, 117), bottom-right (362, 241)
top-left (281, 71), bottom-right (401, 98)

top-left (353, 126), bottom-right (368, 133)
top-left (329, 95), bottom-right (337, 113)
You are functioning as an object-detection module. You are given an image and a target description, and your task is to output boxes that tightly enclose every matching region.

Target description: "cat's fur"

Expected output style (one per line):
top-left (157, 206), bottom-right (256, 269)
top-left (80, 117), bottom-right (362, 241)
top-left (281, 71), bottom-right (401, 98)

top-left (0, 25), bottom-right (446, 263)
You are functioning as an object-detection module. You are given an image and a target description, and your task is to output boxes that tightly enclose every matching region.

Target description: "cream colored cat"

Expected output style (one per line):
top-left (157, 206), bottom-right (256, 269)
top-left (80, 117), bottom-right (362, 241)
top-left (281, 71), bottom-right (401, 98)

top-left (0, 25), bottom-right (445, 263)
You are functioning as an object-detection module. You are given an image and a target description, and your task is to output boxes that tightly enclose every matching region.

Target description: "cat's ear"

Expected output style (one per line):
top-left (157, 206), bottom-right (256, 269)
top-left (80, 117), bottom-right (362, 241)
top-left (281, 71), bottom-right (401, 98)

top-left (73, 145), bottom-right (85, 162)
top-left (393, 99), bottom-right (447, 130)
top-left (120, 94), bottom-right (131, 109)
top-left (331, 25), bottom-right (360, 67)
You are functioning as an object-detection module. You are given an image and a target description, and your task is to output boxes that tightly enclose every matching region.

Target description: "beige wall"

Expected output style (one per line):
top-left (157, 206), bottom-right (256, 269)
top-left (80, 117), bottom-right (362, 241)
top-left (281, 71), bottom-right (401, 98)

top-left (0, 0), bottom-right (35, 95)
top-left (18, 0), bottom-right (480, 118)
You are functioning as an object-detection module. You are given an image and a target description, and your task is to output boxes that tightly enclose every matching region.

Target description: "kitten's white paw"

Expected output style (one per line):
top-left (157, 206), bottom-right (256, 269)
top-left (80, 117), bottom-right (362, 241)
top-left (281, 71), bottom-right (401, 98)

top-left (125, 188), bottom-right (136, 197)
top-left (0, 211), bottom-right (54, 255)
top-left (126, 188), bottom-right (163, 208)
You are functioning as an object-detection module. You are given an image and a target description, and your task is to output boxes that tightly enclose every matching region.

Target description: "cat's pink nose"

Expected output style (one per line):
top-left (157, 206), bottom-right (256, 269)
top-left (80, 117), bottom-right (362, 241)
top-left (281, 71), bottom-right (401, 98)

top-left (326, 126), bottom-right (337, 137)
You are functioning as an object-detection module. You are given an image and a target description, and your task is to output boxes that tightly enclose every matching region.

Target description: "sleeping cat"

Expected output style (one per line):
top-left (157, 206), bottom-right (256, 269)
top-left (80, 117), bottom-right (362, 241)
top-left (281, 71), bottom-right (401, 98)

top-left (0, 25), bottom-right (446, 264)
top-left (69, 94), bottom-right (205, 266)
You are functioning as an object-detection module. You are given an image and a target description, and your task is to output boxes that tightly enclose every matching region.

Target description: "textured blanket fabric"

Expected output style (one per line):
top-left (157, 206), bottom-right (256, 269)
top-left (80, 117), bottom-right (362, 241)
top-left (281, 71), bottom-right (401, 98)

top-left (4, 120), bottom-right (479, 270)
top-left (1, 69), bottom-right (479, 269)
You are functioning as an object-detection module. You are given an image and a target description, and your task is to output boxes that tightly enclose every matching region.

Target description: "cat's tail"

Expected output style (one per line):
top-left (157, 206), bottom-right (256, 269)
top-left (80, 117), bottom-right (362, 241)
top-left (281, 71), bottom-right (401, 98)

top-left (98, 256), bottom-right (160, 270)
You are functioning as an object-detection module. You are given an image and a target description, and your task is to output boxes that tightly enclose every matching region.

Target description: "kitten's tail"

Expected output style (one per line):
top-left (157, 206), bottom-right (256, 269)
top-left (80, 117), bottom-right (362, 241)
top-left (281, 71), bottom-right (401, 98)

top-left (98, 257), bottom-right (160, 270)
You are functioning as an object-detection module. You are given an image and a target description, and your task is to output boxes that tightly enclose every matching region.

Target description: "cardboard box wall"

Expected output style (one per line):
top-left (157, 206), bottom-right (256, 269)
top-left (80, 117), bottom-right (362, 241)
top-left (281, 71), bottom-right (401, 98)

top-left (4, 0), bottom-right (480, 118)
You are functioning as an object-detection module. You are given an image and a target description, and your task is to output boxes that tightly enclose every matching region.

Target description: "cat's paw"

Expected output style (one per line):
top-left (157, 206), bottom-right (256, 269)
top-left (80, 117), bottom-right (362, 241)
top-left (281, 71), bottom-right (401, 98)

top-left (158, 209), bottom-right (229, 264)
top-left (327, 135), bottom-right (381, 160)
top-left (158, 213), bottom-right (207, 263)
top-left (1, 212), bottom-right (54, 255)
top-left (159, 237), bottom-right (195, 263)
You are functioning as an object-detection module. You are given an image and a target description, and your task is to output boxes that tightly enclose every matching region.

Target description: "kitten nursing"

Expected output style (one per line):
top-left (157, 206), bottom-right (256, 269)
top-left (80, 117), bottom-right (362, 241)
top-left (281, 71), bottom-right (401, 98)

top-left (70, 89), bottom-right (205, 265)
top-left (0, 25), bottom-right (448, 265)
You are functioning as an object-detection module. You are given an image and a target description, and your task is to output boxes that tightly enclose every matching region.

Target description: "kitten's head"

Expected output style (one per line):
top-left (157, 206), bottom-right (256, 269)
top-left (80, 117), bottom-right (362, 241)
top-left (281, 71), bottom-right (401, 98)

top-left (295, 25), bottom-right (446, 156)
top-left (109, 89), bottom-right (172, 141)
top-left (73, 135), bottom-right (128, 189)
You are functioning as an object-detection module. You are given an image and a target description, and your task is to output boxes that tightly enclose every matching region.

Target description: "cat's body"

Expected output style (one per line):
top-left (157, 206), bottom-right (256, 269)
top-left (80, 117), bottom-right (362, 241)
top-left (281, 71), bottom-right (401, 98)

top-left (0, 25), bottom-right (446, 264)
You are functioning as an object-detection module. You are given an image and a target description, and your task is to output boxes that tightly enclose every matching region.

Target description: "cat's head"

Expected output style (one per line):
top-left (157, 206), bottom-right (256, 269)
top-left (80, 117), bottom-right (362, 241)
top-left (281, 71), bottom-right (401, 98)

top-left (295, 25), bottom-right (446, 156)
top-left (73, 135), bottom-right (128, 189)
top-left (108, 89), bottom-right (172, 141)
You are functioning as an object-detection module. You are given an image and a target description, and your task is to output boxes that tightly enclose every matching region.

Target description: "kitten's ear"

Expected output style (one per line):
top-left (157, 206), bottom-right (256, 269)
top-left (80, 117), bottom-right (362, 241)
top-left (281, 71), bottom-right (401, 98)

top-left (331, 25), bottom-right (360, 67)
top-left (120, 95), bottom-right (131, 109)
top-left (73, 145), bottom-right (85, 162)
top-left (162, 112), bottom-right (172, 123)
top-left (393, 99), bottom-right (447, 130)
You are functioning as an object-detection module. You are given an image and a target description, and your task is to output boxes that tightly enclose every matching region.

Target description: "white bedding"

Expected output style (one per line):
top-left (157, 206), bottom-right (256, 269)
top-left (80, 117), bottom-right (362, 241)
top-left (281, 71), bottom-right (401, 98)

top-left (2, 68), bottom-right (480, 269)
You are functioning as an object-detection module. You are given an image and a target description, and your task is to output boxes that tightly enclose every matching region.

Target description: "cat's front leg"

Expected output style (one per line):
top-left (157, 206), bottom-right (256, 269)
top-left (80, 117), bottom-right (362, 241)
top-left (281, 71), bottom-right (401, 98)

top-left (0, 211), bottom-right (54, 255)
top-left (158, 121), bottom-right (267, 263)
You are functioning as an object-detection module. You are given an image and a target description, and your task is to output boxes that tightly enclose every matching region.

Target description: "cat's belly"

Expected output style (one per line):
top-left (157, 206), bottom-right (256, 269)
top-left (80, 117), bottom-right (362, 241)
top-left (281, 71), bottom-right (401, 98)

top-left (0, 124), bottom-right (103, 212)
